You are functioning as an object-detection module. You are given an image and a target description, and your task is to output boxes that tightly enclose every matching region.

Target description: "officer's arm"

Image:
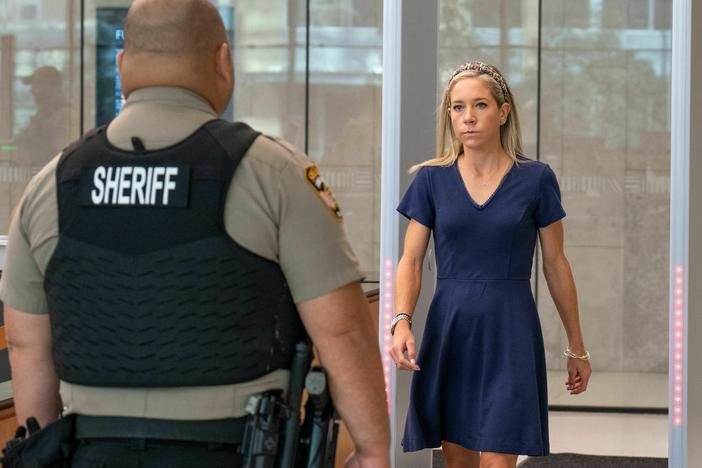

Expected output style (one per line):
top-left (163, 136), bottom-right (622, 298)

top-left (297, 281), bottom-right (390, 464)
top-left (4, 305), bottom-right (61, 427)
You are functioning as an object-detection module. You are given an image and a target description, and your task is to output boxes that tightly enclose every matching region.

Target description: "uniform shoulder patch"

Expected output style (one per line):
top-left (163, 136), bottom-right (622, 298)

top-left (305, 164), bottom-right (342, 220)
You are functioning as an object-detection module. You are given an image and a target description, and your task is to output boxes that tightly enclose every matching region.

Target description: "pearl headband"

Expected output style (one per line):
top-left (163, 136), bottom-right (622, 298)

top-left (448, 61), bottom-right (511, 101)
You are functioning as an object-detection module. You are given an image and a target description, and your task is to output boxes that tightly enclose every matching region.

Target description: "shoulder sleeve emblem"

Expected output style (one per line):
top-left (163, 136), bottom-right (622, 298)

top-left (305, 164), bottom-right (342, 220)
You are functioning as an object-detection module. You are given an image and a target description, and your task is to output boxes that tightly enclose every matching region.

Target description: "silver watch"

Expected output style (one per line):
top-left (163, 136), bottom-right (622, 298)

top-left (390, 313), bottom-right (412, 335)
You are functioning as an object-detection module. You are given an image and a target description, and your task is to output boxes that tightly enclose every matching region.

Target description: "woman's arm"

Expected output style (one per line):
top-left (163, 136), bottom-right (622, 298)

top-left (539, 220), bottom-right (592, 394)
top-left (391, 220), bottom-right (431, 371)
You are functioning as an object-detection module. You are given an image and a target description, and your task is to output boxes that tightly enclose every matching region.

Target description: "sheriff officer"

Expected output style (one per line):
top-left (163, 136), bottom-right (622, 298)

top-left (0, 1), bottom-right (390, 466)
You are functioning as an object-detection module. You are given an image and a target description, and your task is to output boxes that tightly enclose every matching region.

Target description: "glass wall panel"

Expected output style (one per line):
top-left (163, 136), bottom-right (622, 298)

top-left (308, 0), bottom-right (382, 281)
top-left (539, 0), bottom-right (670, 409)
top-left (229, 0), bottom-right (306, 146)
top-left (439, 0), bottom-right (672, 409)
top-left (0, 0), bottom-right (80, 233)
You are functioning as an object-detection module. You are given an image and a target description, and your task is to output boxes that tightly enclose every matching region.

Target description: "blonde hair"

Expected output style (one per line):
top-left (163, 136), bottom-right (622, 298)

top-left (410, 63), bottom-right (524, 173)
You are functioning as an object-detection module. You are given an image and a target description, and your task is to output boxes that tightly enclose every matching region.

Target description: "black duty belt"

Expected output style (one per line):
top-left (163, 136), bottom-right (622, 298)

top-left (74, 415), bottom-right (247, 445)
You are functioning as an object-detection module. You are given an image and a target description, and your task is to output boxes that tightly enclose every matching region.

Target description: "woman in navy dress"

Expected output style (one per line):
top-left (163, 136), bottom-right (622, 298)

top-left (389, 62), bottom-right (593, 468)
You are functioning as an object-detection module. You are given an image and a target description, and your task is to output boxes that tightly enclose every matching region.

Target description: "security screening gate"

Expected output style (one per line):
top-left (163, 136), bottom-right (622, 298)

top-left (379, 1), bottom-right (438, 466)
top-left (669, 1), bottom-right (702, 466)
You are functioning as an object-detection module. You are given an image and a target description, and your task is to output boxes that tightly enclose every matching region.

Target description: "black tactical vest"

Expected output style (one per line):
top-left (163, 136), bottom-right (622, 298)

top-left (44, 120), bottom-right (306, 388)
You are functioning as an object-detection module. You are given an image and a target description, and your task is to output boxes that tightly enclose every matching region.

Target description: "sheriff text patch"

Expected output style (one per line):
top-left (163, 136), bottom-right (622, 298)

top-left (80, 165), bottom-right (190, 207)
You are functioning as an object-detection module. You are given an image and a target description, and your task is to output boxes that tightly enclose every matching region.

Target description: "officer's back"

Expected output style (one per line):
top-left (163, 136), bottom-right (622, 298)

top-left (0, 0), bottom-right (390, 466)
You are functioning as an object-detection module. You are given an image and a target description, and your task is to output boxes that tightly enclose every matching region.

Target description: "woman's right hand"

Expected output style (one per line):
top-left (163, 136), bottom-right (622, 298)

top-left (389, 321), bottom-right (420, 371)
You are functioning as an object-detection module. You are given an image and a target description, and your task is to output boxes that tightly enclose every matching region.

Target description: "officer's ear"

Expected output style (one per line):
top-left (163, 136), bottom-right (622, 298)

top-left (116, 50), bottom-right (129, 97)
top-left (117, 50), bottom-right (124, 76)
top-left (214, 42), bottom-right (234, 89)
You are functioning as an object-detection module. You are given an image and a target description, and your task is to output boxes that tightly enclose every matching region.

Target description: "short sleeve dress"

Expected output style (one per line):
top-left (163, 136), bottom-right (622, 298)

top-left (397, 157), bottom-right (565, 456)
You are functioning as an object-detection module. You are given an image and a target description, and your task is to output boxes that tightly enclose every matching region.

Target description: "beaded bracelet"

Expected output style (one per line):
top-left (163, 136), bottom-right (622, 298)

top-left (563, 346), bottom-right (591, 361)
top-left (390, 313), bottom-right (412, 336)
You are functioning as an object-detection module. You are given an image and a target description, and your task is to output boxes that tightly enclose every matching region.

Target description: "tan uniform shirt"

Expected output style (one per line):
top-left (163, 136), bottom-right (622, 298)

top-left (0, 86), bottom-right (364, 419)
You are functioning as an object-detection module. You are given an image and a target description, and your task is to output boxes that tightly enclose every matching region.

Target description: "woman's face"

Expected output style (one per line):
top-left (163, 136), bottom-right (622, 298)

top-left (448, 77), bottom-right (510, 152)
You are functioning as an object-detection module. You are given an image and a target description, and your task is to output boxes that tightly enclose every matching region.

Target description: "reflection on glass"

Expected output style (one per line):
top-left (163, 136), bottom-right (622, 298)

top-left (13, 66), bottom-right (70, 165)
top-left (0, 0), bottom-right (78, 233)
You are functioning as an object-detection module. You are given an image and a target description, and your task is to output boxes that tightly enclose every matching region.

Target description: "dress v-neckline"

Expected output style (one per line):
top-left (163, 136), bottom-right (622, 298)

top-left (453, 160), bottom-right (515, 210)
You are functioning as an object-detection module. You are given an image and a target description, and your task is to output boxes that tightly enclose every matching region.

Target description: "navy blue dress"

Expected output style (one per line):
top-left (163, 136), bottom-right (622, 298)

top-left (397, 158), bottom-right (565, 456)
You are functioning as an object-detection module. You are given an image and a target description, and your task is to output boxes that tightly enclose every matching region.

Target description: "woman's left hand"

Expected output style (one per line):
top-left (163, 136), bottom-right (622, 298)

top-left (565, 358), bottom-right (592, 395)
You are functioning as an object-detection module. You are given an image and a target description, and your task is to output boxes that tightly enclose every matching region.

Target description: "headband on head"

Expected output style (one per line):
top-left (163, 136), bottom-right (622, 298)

top-left (448, 61), bottom-right (511, 101)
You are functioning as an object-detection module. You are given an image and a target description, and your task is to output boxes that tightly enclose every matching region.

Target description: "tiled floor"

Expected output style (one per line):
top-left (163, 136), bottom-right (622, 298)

top-left (515, 411), bottom-right (668, 463)
top-left (543, 411), bottom-right (668, 458)
top-left (538, 370), bottom-right (667, 463)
